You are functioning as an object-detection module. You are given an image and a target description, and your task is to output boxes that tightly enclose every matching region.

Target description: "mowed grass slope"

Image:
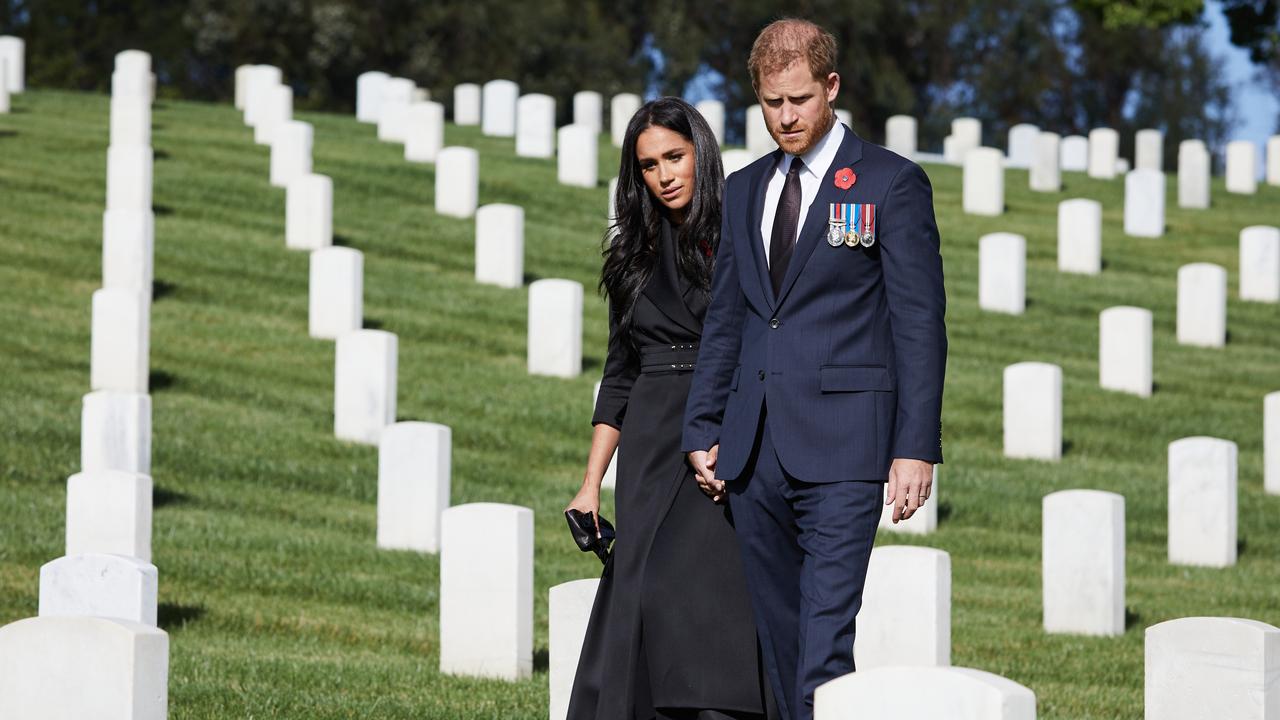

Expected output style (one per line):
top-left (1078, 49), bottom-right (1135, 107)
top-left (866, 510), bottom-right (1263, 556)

top-left (1, 90), bottom-right (1277, 719)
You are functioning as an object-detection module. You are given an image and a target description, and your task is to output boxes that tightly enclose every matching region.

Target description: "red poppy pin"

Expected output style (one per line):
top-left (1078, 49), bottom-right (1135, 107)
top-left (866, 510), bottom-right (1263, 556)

top-left (834, 167), bottom-right (856, 190)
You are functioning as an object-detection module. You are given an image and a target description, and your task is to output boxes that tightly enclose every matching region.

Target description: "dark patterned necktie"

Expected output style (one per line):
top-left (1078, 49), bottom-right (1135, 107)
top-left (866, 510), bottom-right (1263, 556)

top-left (769, 158), bottom-right (804, 297)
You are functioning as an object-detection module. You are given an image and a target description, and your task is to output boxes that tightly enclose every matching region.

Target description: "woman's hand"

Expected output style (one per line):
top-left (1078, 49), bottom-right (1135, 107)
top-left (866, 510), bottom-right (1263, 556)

top-left (566, 482), bottom-right (602, 536)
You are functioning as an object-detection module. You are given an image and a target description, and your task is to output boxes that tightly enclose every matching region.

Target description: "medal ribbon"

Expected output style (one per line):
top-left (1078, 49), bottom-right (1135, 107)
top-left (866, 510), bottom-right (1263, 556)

top-left (862, 204), bottom-right (875, 238)
top-left (850, 204), bottom-right (860, 238)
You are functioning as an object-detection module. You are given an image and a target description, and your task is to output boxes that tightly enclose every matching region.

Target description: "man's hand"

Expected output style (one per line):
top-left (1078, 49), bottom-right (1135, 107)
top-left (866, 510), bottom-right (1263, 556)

top-left (688, 445), bottom-right (725, 502)
top-left (886, 458), bottom-right (933, 523)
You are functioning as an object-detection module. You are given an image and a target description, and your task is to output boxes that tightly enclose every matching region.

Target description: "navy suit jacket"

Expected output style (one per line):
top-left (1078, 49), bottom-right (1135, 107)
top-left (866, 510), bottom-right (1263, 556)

top-left (681, 127), bottom-right (947, 483)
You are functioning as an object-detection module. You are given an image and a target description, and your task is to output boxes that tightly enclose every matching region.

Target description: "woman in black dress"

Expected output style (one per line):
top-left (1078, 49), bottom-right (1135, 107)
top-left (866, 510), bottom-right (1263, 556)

top-left (566, 97), bottom-right (773, 720)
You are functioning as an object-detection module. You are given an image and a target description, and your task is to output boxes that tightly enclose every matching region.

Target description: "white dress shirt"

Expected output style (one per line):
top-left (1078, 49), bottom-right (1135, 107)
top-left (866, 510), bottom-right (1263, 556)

top-left (761, 121), bottom-right (847, 266)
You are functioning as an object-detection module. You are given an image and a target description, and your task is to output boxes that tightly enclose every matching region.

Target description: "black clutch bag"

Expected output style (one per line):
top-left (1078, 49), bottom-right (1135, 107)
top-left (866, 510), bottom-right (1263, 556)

top-left (565, 509), bottom-right (616, 564)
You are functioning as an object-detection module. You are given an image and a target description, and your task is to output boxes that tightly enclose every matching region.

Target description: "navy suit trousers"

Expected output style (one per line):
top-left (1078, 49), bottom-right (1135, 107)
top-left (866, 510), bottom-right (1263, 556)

top-left (728, 413), bottom-right (882, 720)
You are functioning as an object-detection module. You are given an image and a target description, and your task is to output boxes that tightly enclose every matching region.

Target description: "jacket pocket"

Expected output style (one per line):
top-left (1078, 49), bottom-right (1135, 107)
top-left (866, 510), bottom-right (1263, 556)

top-left (729, 365), bottom-right (742, 391)
top-left (819, 364), bottom-right (894, 392)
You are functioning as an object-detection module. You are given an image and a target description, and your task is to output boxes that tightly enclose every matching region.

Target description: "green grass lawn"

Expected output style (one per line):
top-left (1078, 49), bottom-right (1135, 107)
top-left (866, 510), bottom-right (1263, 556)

top-left (1, 89), bottom-right (1277, 719)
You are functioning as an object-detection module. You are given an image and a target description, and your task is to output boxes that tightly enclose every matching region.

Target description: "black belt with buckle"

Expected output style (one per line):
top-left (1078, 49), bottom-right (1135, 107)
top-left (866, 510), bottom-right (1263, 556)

top-left (639, 343), bottom-right (699, 374)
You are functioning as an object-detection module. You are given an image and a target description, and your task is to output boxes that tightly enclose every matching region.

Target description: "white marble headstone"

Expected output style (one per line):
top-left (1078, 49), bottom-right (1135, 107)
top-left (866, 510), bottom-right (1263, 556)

top-left (1030, 131), bottom-right (1061, 192)
top-left (1087, 127), bottom-right (1118, 179)
top-left (1145, 616), bottom-right (1279, 720)
top-left (334, 330), bottom-right (397, 445)
top-left (855, 546), bottom-right (951, 668)
top-left (404, 101), bottom-right (445, 163)
top-left (65, 470), bottom-right (152, 562)
top-left (1099, 306), bottom-right (1152, 397)
top-left (376, 77), bottom-right (415, 143)
top-left (309, 247), bottom-right (362, 339)
top-left (814, 666), bottom-right (1036, 720)
top-left (1177, 139), bottom-right (1210, 209)
top-left (91, 288), bottom-right (150, 394)
top-left (286, 173), bottom-right (333, 251)
top-left (1060, 134), bottom-right (1088, 171)
top-left (439, 503), bottom-right (534, 680)
top-left (695, 99), bottom-right (725, 146)
top-left (0, 36), bottom-right (25, 93)
top-left (722, 149), bottom-right (754, 175)
top-left (1123, 169), bottom-right (1165, 238)
top-left (234, 64), bottom-right (253, 110)
top-left (978, 232), bottom-right (1025, 315)
top-left (481, 79), bottom-right (518, 137)
top-left (377, 421), bottom-right (451, 553)
top-left (746, 104), bottom-right (775, 158)
top-left (557, 124), bottom-right (598, 189)
top-left (1006, 123), bottom-right (1039, 168)
top-left (549, 578), bottom-right (600, 720)
top-left (475, 204), bottom-right (524, 289)
top-left (610, 93), bottom-right (642, 147)
top-left (1003, 362), bottom-right (1062, 461)
top-left (1042, 490), bottom-right (1124, 636)
top-left (253, 83), bottom-right (292, 146)
top-left (102, 209), bottom-right (154, 301)
top-left (573, 91), bottom-right (603, 134)
top-left (1057, 198), bottom-right (1102, 274)
top-left (528, 279), bottom-right (583, 378)
top-left (243, 65), bottom-right (281, 127)
top-left (106, 144), bottom-right (153, 212)
top-left (39, 554), bottom-right (158, 626)
top-left (109, 95), bottom-right (151, 147)
top-left (434, 146), bottom-right (480, 218)
top-left (1135, 129), bottom-right (1163, 171)
top-left (1239, 225), bottom-right (1280, 302)
top-left (1168, 437), bottom-right (1237, 567)
top-left (0, 616), bottom-right (169, 719)
top-left (269, 119), bottom-right (312, 188)
top-left (962, 147), bottom-right (1004, 216)
top-left (453, 83), bottom-right (481, 126)
top-left (515, 93), bottom-right (556, 158)
top-left (356, 71), bottom-right (389, 123)
top-left (885, 115), bottom-right (917, 159)
top-left (1176, 263), bottom-right (1227, 348)
top-left (1225, 140), bottom-right (1257, 194)
top-left (81, 390), bottom-right (151, 476)
top-left (951, 117), bottom-right (981, 161)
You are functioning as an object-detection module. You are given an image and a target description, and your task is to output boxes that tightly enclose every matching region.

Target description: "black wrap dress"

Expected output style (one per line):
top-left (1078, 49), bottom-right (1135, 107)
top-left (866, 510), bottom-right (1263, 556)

top-left (567, 221), bottom-right (773, 720)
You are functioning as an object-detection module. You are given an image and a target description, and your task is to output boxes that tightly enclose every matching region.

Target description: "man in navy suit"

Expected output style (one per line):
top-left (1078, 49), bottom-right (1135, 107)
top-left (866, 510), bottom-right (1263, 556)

top-left (682, 18), bottom-right (946, 720)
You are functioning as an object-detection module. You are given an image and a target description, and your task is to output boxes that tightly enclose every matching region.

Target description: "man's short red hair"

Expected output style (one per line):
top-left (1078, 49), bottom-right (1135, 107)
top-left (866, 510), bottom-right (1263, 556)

top-left (748, 18), bottom-right (838, 91)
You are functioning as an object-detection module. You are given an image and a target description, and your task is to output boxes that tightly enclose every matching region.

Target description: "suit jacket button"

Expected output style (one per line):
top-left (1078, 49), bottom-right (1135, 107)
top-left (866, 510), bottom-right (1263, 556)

top-left (769, 318), bottom-right (780, 329)
top-left (757, 370), bottom-right (766, 381)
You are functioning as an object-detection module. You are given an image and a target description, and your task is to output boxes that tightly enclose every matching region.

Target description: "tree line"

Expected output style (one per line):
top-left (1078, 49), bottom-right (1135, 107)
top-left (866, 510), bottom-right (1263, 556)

top-left (2, 0), bottom-right (1275, 163)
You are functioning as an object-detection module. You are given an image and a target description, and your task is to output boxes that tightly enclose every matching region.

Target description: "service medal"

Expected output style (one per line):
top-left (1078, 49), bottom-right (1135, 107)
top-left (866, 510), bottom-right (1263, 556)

top-left (844, 204), bottom-right (862, 247)
top-left (859, 203), bottom-right (877, 247)
top-left (827, 203), bottom-right (845, 247)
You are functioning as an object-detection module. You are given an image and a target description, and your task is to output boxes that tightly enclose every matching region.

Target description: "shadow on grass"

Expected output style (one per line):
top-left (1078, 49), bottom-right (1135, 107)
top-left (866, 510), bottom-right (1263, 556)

top-left (533, 648), bottom-right (549, 673)
top-left (582, 356), bottom-right (603, 373)
top-left (150, 369), bottom-right (178, 391)
top-left (154, 204), bottom-right (175, 217)
top-left (0, 129), bottom-right (16, 138)
top-left (1125, 606), bottom-right (1142, 630)
top-left (1061, 439), bottom-right (1073, 456)
top-left (1238, 537), bottom-right (1247, 557)
top-left (937, 501), bottom-right (953, 523)
top-left (522, 272), bottom-right (543, 284)
top-left (154, 148), bottom-right (171, 160)
top-left (158, 602), bottom-right (206, 631)
top-left (154, 486), bottom-right (193, 508)
top-left (364, 317), bottom-right (384, 330)
top-left (153, 279), bottom-right (177, 300)
top-left (333, 234), bottom-right (355, 247)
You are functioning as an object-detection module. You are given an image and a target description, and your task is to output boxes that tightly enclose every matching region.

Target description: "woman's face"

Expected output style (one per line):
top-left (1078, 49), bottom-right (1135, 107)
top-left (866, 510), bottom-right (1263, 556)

top-left (635, 125), bottom-right (696, 220)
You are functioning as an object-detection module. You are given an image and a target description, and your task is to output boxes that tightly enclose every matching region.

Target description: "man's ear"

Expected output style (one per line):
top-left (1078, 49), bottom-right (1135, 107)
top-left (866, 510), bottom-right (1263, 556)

top-left (825, 72), bottom-right (841, 103)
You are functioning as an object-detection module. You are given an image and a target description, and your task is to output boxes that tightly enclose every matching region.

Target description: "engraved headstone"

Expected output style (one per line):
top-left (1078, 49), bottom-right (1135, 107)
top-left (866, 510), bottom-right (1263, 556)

top-left (1145, 617), bottom-right (1280, 720)
top-left (39, 554), bottom-right (158, 626)
top-left (1167, 437), bottom-right (1237, 567)
top-left (1043, 490), bottom-right (1124, 636)
top-left (81, 390), bottom-right (151, 475)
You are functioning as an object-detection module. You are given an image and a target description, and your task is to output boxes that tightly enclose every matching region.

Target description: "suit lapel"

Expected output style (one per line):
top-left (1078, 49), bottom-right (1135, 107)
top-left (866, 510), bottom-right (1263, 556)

top-left (641, 220), bottom-right (703, 334)
top-left (745, 150), bottom-right (783, 309)
top-left (774, 129), bottom-right (863, 309)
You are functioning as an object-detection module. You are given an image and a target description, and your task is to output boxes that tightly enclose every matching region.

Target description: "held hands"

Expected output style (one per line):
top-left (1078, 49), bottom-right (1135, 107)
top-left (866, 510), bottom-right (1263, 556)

top-left (886, 458), bottom-right (933, 523)
top-left (688, 444), bottom-right (725, 503)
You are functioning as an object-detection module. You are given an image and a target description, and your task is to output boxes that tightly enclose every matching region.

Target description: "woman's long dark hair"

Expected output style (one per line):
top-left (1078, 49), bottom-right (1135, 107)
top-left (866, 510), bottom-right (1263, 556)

top-left (600, 96), bottom-right (723, 356)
